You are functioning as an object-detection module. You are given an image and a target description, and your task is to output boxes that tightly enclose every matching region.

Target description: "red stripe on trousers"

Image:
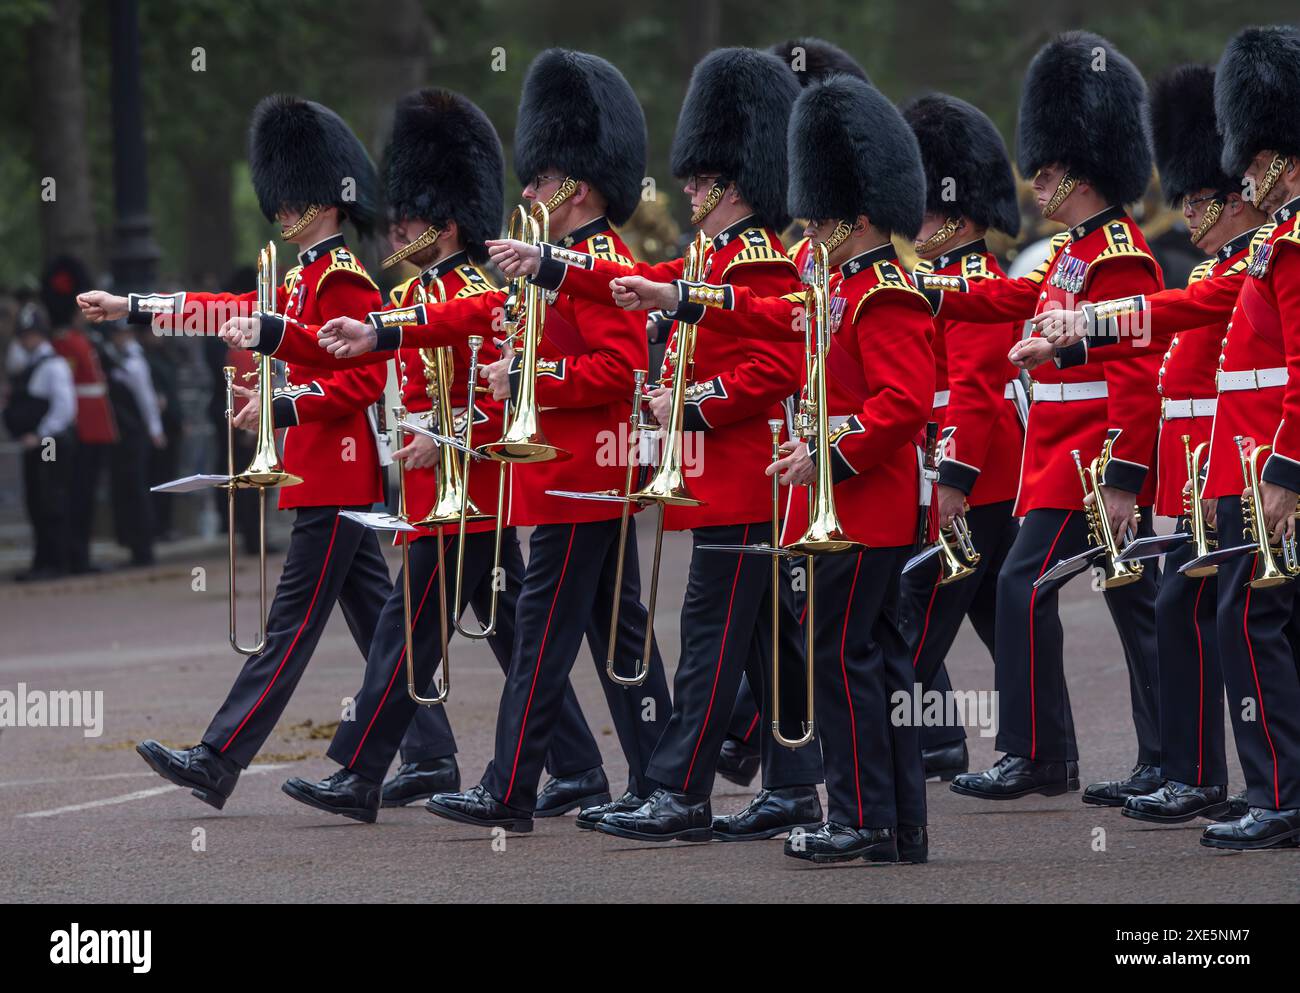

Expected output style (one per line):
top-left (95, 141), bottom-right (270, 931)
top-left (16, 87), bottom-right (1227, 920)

top-left (741, 710), bottom-right (760, 744)
top-left (1242, 578), bottom-right (1282, 808)
top-left (838, 552), bottom-right (865, 826)
top-left (683, 525), bottom-right (750, 792)
top-left (1191, 576), bottom-right (1207, 783)
top-left (504, 525), bottom-right (577, 805)
top-left (1028, 514), bottom-right (1073, 760)
top-left (912, 574), bottom-right (942, 668)
top-left (221, 515), bottom-right (341, 752)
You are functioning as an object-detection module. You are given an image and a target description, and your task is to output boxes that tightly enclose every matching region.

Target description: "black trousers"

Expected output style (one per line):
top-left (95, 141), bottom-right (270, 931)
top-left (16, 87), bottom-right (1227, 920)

top-left (202, 506), bottom-right (438, 768)
top-left (811, 546), bottom-right (926, 829)
top-left (1156, 528), bottom-right (1226, 786)
top-left (993, 507), bottom-right (1160, 765)
top-left (328, 528), bottom-right (603, 783)
top-left (22, 432), bottom-right (76, 573)
top-left (108, 433), bottom-right (155, 564)
top-left (899, 499), bottom-right (1019, 751)
top-left (1214, 498), bottom-right (1300, 810)
top-left (481, 517), bottom-right (673, 812)
top-left (645, 523), bottom-right (823, 797)
top-left (68, 440), bottom-right (107, 572)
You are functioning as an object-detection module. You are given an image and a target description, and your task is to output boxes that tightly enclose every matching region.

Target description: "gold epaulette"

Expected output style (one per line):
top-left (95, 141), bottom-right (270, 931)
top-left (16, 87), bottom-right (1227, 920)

top-left (962, 252), bottom-right (998, 281)
top-left (389, 275), bottom-right (418, 308)
top-left (720, 229), bottom-right (800, 278)
top-left (316, 247), bottom-right (378, 294)
top-left (851, 261), bottom-right (928, 324)
top-left (1273, 217), bottom-right (1300, 251)
top-left (452, 263), bottom-right (496, 299)
top-left (913, 258), bottom-right (934, 275)
top-left (1092, 221), bottom-right (1157, 268)
top-left (585, 233), bottom-right (633, 268)
top-left (282, 265), bottom-right (304, 293)
top-left (786, 236), bottom-right (810, 265)
top-left (1025, 233), bottom-right (1072, 285)
top-left (1188, 259), bottom-right (1216, 284)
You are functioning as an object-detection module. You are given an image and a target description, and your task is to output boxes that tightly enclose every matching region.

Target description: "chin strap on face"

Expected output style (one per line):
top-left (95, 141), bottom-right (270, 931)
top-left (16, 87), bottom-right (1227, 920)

top-left (1042, 173), bottom-right (1078, 219)
top-left (822, 220), bottom-right (853, 257)
top-left (281, 204), bottom-right (322, 240)
top-left (1189, 197), bottom-right (1226, 246)
top-left (540, 176), bottom-right (580, 215)
top-left (914, 216), bottom-right (961, 255)
top-left (1252, 153), bottom-right (1288, 208)
top-left (690, 181), bottom-right (727, 225)
top-left (382, 223), bottom-right (441, 269)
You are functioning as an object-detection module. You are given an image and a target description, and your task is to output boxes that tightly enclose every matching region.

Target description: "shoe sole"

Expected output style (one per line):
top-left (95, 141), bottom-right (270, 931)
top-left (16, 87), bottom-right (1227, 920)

top-left (949, 778), bottom-right (1080, 800)
top-left (1199, 829), bottom-right (1300, 851)
top-left (1121, 801), bottom-right (1230, 825)
top-left (280, 782), bottom-right (377, 824)
top-left (785, 841), bottom-right (899, 864)
top-left (135, 744), bottom-right (231, 810)
top-left (1082, 792), bottom-right (1152, 808)
top-left (925, 766), bottom-right (968, 783)
top-left (424, 798), bottom-right (532, 833)
top-left (711, 820), bottom-right (823, 842)
top-left (593, 822), bottom-right (713, 843)
top-left (381, 792), bottom-right (436, 808)
top-left (534, 791), bottom-right (612, 819)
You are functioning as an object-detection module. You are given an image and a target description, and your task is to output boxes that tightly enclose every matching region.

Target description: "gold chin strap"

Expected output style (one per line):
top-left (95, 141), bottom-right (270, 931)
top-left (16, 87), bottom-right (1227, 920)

top-left (540, 176), bottom-right (580, 215)
top-left (1042, 173), bottom-right (1077, 219)
top-left (382, 223), bottom-right (441, 269)
top-left (914, 216), bottom-right (961, 255)
top-left (1252, 154), bottom-right (1288, 208)
top-left (821, 220), bottom-right (853, 257)
top-left (1189, 197), bottom-right (1225, 246)
top-left (281, 204), bottom-right (321, 240)
top-left (689, 182), bottom-right (727, 225)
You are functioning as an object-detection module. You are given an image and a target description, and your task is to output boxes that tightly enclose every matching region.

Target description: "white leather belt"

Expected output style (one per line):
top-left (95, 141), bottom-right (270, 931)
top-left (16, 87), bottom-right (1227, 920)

top-left (1030, 380), bottom-right (1108, 403)
top-left (1217, 367), bottom-right (1287, 392)
top-left (1162, 397), bottom-right (1217, 419)
top-left (932, 383), bottom-right (1018, 409)
top-left (75, 383), bottom-right (107, 397)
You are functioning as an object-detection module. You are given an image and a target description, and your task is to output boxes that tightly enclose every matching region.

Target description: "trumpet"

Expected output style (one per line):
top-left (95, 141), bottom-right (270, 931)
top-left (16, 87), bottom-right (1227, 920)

top-left (478, 203), bottom-right (567, 463)
top-left (227, 242), bottom-right (301, 655)
top-left (1236, 436), bottom-right (1300, 588)
top-left (934, 517), bottom-right (981, 585)
top-left (1182, 434), bottom-right (1218, 577)
top-left (1073, 436), bottom-right (1143, 589)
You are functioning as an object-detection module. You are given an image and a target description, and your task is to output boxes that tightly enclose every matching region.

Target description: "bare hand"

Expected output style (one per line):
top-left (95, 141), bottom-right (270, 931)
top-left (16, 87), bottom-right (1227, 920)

top-left (1099, 485), bottom-right (1139, 542)
top-left (482, 337), bottom-right (515, 402)
top-left (611, 276), bottom-right (678, 312)
top-left (486, 239), bottom-right (541, 278)
top-left (934, 483), bottom-right (967, 530)
top-left (1201, 496), bottom-right (1217, 531)
top-left (646, 385), bottom-right (672, 425)
top-left (1258, 480), bottom-right (1300, 544)
top-left (1030, 308), bottom-right (1087, 345)
top-left (392, 432), bottom-right (439, 471)
top-left (318, 317), bottom-right (376, 357)
top-left (219, 315), bottom-right (262, 349)
top-left (766, 440), bottom-right (814, 487)
top-left (77, 291), bottom-right (128, 323)
top-left (231, 385), bottom-right (260, 432)
top-left (1008, 337), bottom-right (1055, 370)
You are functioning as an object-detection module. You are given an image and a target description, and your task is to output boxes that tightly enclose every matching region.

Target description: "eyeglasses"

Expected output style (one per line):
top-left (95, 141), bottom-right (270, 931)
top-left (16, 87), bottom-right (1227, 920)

top-left (528, 174), bottom-right (564, 191)
top-left (687, 174), bottom-right (724, 191)
top-left (1182, 193), bottom-right (1222, 211)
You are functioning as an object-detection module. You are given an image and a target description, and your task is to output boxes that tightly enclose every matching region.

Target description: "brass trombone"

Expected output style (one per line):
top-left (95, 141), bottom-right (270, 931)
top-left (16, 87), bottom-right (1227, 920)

top-left (1073, 437), bottom-right (1143, 589)
top-left (227, 242), bottom-right (301, 655)
top-left (1236, 436), bottom-right (1300, 588)
top-left (1182, 434), bottom-right (1218, 577)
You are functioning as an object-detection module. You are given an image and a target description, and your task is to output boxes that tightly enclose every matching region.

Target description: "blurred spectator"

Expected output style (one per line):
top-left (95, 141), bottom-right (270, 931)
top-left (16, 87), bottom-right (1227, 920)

top-left (3, 299), bottom-right (77, 581)
top-left (142, 330), bottom-right (183, 539)
top-left (100, 323), bottom-right (164, 567)
top-left (43, 256), bottom-right (118, 573)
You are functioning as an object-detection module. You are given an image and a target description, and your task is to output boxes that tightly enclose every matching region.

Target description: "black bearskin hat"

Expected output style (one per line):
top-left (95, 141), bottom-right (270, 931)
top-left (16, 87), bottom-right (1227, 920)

top-left (384, 89), bottom-right (504, 262)
top-left (902, 93), bottom-right (1021, 236)
top-left (513, 49), bottom-right (647, 226)
top-left (767, 37), bottom-right (870, 87)
top-left (788, 76), bottom-right (925, 239)
top-left (1215, 25), bottom-right (1300, 177)
top-left (40, 255), bottom-right (91, 327)
top-left (1016, 31), bottom-right (1153, 206)
top-left (1150, 65), bottom-right (1235, 205)
top-left (670, 47), bottom-right (802, 230)
top-left (248, 95), bottom-right (379, 236)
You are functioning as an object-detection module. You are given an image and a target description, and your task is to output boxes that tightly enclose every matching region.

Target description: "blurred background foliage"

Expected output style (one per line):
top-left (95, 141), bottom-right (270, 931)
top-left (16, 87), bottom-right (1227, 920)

top-left (2, 0), bottom-right (1297, 291)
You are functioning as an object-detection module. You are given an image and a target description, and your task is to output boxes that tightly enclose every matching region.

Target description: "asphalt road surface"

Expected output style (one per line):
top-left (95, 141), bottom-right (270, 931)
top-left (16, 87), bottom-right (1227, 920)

top-left (2, 525), bottom-right (1294, 903)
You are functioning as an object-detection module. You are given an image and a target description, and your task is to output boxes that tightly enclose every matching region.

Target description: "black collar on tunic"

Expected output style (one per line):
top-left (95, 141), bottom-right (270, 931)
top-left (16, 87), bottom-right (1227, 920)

top-left (711, 215), bottom-right (757, 251)
top-left (298, 233), bottom-right (346, 266)
top-left (422, 250), bottom-right (471, 285)
top-left (556, 216), bottom-right (612, 249)
top-left (1068, 205), bottom-right (1126, 242)
top-left (1217, 226), bottom-right (1263, 263)
top-left (1272, 195), bottom-right (1300, 225)
top-left (932, 237), bottom-right (988, 272)
top-left (838, 242), bottom-right (897, 278)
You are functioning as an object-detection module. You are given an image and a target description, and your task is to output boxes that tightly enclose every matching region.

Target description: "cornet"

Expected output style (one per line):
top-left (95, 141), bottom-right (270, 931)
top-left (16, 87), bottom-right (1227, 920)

top-left (1073, 436), bottom-right (1143, 589)
top-left (1182, 435), bottom-right (1218, 577)
top-left (1237, 436), bottom-right (1300, 588)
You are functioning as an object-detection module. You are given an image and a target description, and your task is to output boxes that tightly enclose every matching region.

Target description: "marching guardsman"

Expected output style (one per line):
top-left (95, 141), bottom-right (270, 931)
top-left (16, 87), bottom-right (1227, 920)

top-left (1032, 27), bottom-right (1300, 849)
top-left (76, 96), bottom-right (432, 810)
top-left (489, 48), bottom-right (825, 843)
top-left (220, 88), bottom-right (610, 821)
top-left (896, 93), bottom-right (1025, 782)
top-left (911, 33), bottom-right (1166, 805)
top-left (316, 50), bottom-right (674, 832)
top-left (611, 75), bottom-right (937, 864)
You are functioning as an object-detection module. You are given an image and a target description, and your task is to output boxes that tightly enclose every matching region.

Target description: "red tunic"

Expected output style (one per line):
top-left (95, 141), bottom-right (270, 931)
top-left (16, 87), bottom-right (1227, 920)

top-left (51, 328), bottom-right (117, 444)
top-left (532, 216), bottom-right (803, 529)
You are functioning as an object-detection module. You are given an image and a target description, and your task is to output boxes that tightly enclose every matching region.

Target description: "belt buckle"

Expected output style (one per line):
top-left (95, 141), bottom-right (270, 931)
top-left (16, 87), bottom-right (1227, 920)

top-left (1253, 368), bottom-right (1261, 390)
top-left (1027, 381), bottom-right (1034, 404)
top-left (1161, 397), bottom-right (1168, 419)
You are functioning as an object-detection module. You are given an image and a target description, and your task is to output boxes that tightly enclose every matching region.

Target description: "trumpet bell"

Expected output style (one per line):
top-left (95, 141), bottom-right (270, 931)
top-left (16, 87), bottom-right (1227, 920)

top-left (477, 409), bottom-right (568, 462)
top-left (414, 494), bottom-right (492, 529)
top-left (231, 449), bottom-right (301, 489)
top-left (629, 464), bottom-right (703, 507)
top-left (785, 522), bottom-right (860, 555)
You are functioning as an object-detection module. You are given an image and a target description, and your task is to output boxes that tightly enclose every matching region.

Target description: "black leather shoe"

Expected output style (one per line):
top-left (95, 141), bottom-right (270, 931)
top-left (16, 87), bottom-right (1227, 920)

top-left (576, 791), bottom-right (644, 831)
top-left (922, 740), bottom-right (969, 782)
top-left (712, 786), bottom-right (823, 842)
top-left (1083, 763), bottom-right (1164, 807)
top-left (716, 738), bottom-right (760, 788)
top-left (784, 822), bottom-right (897, 864)
top-left (1200, 807), bottom-right (1300, 850)
top-left (950, 754), bottom-right (1080, 800)
top-left (1220, 790), bottom-right (1250, 821)
top-left (282, 768), bottom-right (381, 823)
top-left (595, 788), bottom-right (712, 842)
top-left (1122, 782), bottom-right (1228, 824)
top-left (381, 757), bottom-right (460, 807)
top-left (897, 825), bottom-right (928, 864)
top-left (425, 784), bottom-right (533, 833)
top-left (136, 740), bottom-right (240, 810)
top-left (535, 767), bottom-right (611, 818)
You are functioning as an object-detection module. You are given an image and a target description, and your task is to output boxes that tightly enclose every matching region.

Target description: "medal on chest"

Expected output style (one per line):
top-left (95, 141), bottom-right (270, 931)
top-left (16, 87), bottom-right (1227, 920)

top-left (1049, 253), bottom-right (1089, 294)
top-left (286, 276), bottom-right (306, 317)
top-left (829, 292), bottom-right (846, 334)
top-left (1246, 243), bottom-right (1274, 279)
